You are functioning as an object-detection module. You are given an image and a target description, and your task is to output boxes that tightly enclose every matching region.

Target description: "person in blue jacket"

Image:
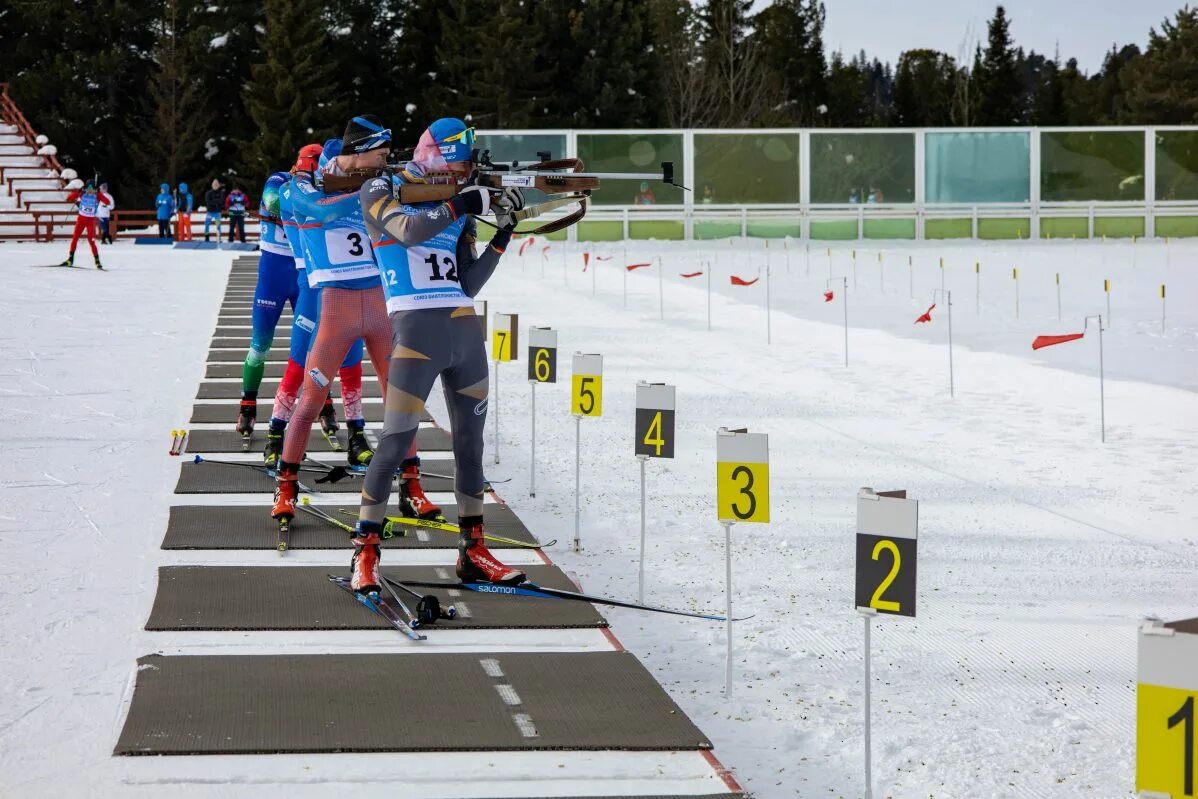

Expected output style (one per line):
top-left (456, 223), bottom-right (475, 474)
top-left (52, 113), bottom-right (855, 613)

top-left (154, 183), bottom-right (174, 238)
top-left (175, 182), bottom-right (194, 241)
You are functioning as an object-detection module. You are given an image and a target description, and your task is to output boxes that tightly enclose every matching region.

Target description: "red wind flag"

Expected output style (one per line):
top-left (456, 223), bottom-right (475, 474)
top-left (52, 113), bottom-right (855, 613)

top-left (824, 290), bottom-right (834, 302)
top-left (626, 262), bottom-right (652, 271)
top-left (1032, 332), bottom-right (1085, 350)
top-left (680, 271), bottom-right (703, 278)
top-left (517, 236), bottom-right (536, 256)
top-left (914, 303), bottom-right (935, 324)
top-left (730, 275), bottom-right (759, 286)
top-left (582, 252), bottom-right (590, 272)
top-left (541, 245), bottom-right (551, 260)
top-left (596, 255), bottom-right (613, 262)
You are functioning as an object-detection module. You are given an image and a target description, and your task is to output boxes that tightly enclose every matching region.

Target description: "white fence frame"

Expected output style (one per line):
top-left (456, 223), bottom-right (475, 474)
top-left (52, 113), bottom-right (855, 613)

top-left (477, 126), bottom-right (1198, 241)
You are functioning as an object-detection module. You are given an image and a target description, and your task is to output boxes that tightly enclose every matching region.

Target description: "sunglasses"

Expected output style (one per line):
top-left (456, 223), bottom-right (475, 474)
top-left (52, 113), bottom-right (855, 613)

top-left (441, 127), bottom-right (476, 146)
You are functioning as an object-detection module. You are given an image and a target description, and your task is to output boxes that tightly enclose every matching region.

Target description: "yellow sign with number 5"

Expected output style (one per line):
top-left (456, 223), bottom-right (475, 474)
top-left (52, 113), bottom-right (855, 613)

top-left (716, 429), bottom-right (769, 523)
top-left (571, 353), bottom-right (603, 416)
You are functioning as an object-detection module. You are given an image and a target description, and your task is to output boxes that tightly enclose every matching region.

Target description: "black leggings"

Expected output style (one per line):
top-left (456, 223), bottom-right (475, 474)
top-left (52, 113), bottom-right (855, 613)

top-left (228, 215), bottom-right (245, 242)
top-left (158, 219), bottom-right (170, 238)
top-left (360, 306), bottom-right (488, 523)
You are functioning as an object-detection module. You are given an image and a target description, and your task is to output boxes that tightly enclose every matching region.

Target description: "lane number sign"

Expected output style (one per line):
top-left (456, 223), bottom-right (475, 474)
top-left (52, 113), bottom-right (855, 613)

top-left (716, 428), bottom-right (769, 523)
top-left (528, 327), bottom-right (557, 383)
top-left (1138, 618), bottom-right (1198, 798)
top-left (854, 488), bottom-right (918, 618)
top-left (571, 353), bottom-right (603, 417)
top-left (635, 382), bottom-right (675, 458)
top-left (492, 313), bottom-right (517, 363)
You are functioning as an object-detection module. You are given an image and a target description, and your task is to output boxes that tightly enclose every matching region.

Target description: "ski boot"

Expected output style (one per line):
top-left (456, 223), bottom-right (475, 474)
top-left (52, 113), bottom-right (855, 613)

top-left (350, 522), bottom-right (383, 594)
top-left (263, 423), bottom-right (285, 469)
top-left (94, 255), bottom-right (103, 270)
top-left (457, 517), bottom-right (525, 585)
top-left (346, 424), bottom-right (373, 467)
top-left (271, 463), bottom-right (299, 522)
top-left (318, 400), bottom-right (341, 450)
top-left (399, 466), bottom-right (442, 520)
top-left (236, 399), bottom-right (256, 446)
top-left (59, 252), bottom-right (74, 267)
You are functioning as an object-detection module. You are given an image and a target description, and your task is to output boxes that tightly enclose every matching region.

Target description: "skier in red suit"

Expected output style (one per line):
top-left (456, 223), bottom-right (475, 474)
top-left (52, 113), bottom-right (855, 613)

top-left (60, 180), bottom-right (112, 269)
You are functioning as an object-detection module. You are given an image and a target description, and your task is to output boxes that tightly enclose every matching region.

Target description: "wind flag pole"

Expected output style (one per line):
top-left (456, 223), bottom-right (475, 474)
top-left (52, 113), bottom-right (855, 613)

top-left (825, 277), bottom-right (848, 366)
top-left (1056, 272), bottom-right (1061, 320)
top-left (1160, 284), bottom-right (1166, 332)
top-left (1032, 316), bottom-right (1106, 441)
top-left (926, 290), bottom-right (954, 397)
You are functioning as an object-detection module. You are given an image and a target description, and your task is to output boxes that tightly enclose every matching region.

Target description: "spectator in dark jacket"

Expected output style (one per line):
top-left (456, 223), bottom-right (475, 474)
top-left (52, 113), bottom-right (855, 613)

top-left (204, 179), bottom-right (226, 242)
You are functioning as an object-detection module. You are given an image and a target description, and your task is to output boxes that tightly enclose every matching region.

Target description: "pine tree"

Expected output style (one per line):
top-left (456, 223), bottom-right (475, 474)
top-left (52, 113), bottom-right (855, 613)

top-left (1028, 52), bottom-right (1065, 126)
top-left (391, 0), bottom-right (446, 140)
top-left (647, 0), bottom-right (707, 127)
top-left (126, 0), bottom-right (214, 197)
top-left (238, 0), bottom-right (340, 181)
top-left (974, 5), bottom-right (1024, 125)
top-left (756, 0), bottom-right (828, 126)
top-left (893, 50), bottom-right (956, 127)
top-left (560, 0), bottom-right (660, 127)
top-left (696, 0), bottom-right (780, 126)
top-left (1124, 7), bottom-right (1198, 124)
top-left (824, 51), bottom-right (871, 127)
top-left (326, 0), bottom-right (404, 131)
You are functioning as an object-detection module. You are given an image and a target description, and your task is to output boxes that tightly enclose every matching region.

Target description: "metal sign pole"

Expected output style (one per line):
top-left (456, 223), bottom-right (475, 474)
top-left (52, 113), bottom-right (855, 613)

top-left (574, 415), bottom-right (581, 551)
top-left (723, 519), bottom-right (734, 697)
top-left (529, 381), bottom-right (537, 497)
top-left (658, 255), bottom-right (664, 320)
top-left (707, 261), bottom-right (712, 330)
top-left (1085, 314), bottom-right (1105, 442)
top-left (843, 279), bottom-right (849, 366)
top-left (493, 360), bottom-right (500, 465)
top-left (860, 607), bottom-right (877, 799)
top-left (947, 290), bottom-right (955, 398)
top-left (638, 454), bottom-right (648, 603)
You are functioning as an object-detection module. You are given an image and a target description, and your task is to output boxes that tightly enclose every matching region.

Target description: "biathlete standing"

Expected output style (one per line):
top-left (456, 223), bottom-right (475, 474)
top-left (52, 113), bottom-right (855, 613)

top-left (59, 179), bottom-right (111, 269)
top-left (348, 117), bottom-right (526, 593)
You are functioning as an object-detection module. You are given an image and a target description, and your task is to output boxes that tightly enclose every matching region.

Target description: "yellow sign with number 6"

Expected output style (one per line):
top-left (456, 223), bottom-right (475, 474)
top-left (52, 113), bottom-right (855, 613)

top-left (571, 353), bottom-right (603, 416)
top-left (715, 429), bottom-right (769, 523)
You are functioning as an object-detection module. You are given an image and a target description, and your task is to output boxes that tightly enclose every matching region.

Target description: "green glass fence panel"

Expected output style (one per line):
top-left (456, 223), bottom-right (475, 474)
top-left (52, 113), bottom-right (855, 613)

top-left (977, 218), bottom-right (1029, 240)
top-left (1041, 217), bottom-right (1089, 239)
top-left (1094, 217), bottom-right (1145, 238)
top-left (576, 220), bottom-right (625, 241)
top-left (576, 133), bottom-right (685, 206)
top-left (810, 132), bottom-right (915, 204)
top-left (1155, 131), bottom-right (1198, 201)
top-left (863, 218), bottom-right (916, 239)
top-left (1040, 131), bottom-right (1145, 202)
top-left (810, 219), bottom-right (859, 240)
top-left (925, 218), bottom-right (973, 239)
top-left (630, 220), bottom-right (685, 240)
top-left (746, 220), bottom-right (802, 238)
top-left (693, 133), bottom-right (801, 205)
top-left (1155, 216), bottom-right (1198, 237)
top-left (925, 132), bottom-right (1030, 203)
top-left (694, 220), bottom-right (742, 239)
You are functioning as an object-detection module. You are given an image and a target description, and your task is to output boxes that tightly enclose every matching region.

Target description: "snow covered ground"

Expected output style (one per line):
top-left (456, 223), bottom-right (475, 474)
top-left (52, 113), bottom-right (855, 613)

top-left (0, 237), bottom-right (1195, 798)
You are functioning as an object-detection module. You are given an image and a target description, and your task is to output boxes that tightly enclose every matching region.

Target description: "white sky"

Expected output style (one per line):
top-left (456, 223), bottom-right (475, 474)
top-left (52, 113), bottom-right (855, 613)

top-left (802, 0), bottom-right (1185, 73)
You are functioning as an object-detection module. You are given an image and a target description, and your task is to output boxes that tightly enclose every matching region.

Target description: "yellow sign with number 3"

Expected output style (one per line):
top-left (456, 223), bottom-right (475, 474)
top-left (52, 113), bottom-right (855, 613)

top-left (716, 461), bottom-right (770, 523)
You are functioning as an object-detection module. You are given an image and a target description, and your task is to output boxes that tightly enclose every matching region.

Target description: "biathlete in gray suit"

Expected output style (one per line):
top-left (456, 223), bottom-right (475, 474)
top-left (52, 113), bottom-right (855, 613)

top-left (349, 117), bottom-right (527, 593)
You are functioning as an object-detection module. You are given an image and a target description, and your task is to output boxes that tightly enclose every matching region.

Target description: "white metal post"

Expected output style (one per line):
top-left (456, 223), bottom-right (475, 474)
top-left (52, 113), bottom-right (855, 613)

top-left (573, 415), bottom-right (581, 551)
top-left (622, 253), bottom-right (628, 309)
top-left (638, 455), bottom-right (648, 604)
top-left (493, 361), bottom-right (500, 465)
top-left (723, 520), bottom-right (734, 697)
top-left (908, 255), bottom-right (913, 299)
top-left (529, 381), bottom-right (537, 497)
top-left (860, 607), bottom-right (876, 799)
top-left (1085, 314), bottom-right (1106, 443)
top-left (707, 261), bottom-right (712, 331)
top-left (1057, 273), bottom-right (1061, 320)
top-left (766, 261), bottom-right (772, 345)
top-left (592, 248), bottom-right (597, 296)
top-left (658, 254), bottom-right (664, 320)
top-left (933, 288), bottom-right (954, 397)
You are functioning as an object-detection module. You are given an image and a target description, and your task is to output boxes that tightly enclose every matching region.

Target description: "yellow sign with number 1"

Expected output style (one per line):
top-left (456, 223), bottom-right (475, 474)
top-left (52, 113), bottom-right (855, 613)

top-left (1138, 618), bottom-right (1198, 798)
top-left (716, 428), bottom-right (769, 523)
top-left (571, 353), bottom-right (603, 416)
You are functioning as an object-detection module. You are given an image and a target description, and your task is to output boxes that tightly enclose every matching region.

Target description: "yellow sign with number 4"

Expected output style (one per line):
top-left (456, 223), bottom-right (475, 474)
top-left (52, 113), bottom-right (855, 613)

top-left (715, 429), bottom-right (769, 523)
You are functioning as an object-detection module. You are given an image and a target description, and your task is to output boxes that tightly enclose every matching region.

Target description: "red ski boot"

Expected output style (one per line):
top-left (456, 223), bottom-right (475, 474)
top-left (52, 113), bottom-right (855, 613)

top-left (457, 517), bottom-right (525, 585)
top-left (350, 524), bottom-right (382, 594)
top-left (271, 463), bottom-right (299, 522)
top-left (399, 466), bottom-right (443, 520)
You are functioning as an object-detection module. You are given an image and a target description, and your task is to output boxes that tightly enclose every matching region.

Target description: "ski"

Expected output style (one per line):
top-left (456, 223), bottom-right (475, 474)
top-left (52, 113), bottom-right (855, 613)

top-left (328, 575), bottom-right (425, 641)
top-left (191, 454), bottom-right (317, 493)
top-left (336, 509), bottom-right (552, 549)
top-left (277, 516), bottom-right (291, 553)
top-left (320, 429), bottom-right (343, 452)
top-left (240, 432), bottom-right (252, 451)
top-left (319, 409), bottom-right (343, 451)
top-left (382, 576), bottom-right (457, 624)
top-left (397, 578), bottom-right (749, 622)
top-left (378, 574), bottom-right (426, 629)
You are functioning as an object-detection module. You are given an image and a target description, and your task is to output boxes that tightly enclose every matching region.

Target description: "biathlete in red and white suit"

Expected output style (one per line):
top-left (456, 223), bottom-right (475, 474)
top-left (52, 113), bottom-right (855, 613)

top-left (60, 180), bottom-right (111, 269)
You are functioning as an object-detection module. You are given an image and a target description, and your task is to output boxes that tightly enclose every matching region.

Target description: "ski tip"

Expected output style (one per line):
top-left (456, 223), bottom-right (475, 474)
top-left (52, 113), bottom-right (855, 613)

top-left (300, 496), bottom-right (311, 506)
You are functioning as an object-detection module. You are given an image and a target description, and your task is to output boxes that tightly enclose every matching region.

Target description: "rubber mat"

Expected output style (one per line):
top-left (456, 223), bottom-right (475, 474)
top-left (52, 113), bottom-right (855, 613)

top-left (185, 427), bottom-right (450, 453)
top-left (174, 460), bottom-right (456, 494)
top-left (190, 401), bottom-right (389, 423)
top-left (212, 336), bottom-right (291, 348)
top-left (162, 503), bottom-right (536, 550)
top-left (114, 651), bottom-right (710, 755)
top-left (208, 348), bottom-right (288, 362)
top-left (204, 361), bottom-right (380, 379)
top-left (197, 380), bottom-right (383, 399)
top-left (146, 565), bottom-right (600, 631)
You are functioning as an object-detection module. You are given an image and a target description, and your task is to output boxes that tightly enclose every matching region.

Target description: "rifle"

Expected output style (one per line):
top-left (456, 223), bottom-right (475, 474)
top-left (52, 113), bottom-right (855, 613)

top-left (321, 149), bottom-right (683, 235)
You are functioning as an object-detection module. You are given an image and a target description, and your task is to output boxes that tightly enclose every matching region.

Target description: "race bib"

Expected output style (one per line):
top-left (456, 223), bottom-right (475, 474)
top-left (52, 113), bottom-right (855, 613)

top-left (404, 244), bottom-right (458, 290)
top-left (324, 228), bottom-right (372, 265)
